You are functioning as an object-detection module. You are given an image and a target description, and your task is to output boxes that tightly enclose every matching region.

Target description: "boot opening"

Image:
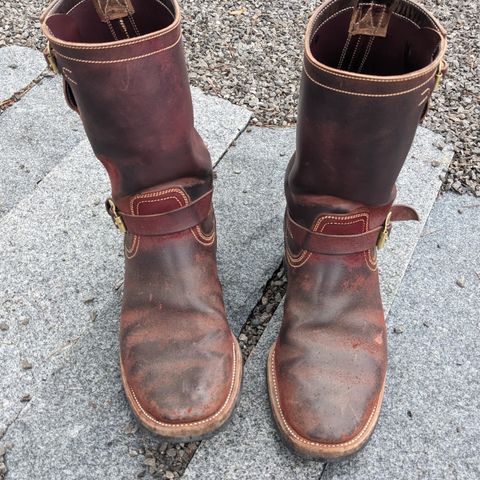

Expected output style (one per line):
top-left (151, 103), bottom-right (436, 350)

top-left (45, 0), bottom-right (176, 44)
top-left (308, 0), bottom-right (443, 76)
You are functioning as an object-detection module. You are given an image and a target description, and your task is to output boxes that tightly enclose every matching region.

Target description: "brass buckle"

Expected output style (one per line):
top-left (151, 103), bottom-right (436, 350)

top-left (434, 59), bottom-right (446, 90)
top-left (45, 42), bottom-right (59, 74)
top-left (376, 211), bottom-right (392, 249)
top-left (107, 198), bottom-right (127, 234)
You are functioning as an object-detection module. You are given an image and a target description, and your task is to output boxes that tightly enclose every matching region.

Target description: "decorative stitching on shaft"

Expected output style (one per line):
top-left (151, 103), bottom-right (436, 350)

top-left (304, 66), bottom-right (436, 97)
top-left (52, 32), bottom-right (182, 64)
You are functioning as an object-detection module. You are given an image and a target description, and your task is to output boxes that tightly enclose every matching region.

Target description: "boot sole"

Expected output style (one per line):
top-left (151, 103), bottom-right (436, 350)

top-left (121, 335), bottom-right (243, 443)
top-left (267, 343), bottom-right (385, 461)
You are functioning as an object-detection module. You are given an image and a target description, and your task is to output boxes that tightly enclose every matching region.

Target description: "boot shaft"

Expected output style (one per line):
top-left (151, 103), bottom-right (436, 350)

top-left (289, 0), bottom-right (447, 208)
top-left (41, 0), bottom-right (211, 202)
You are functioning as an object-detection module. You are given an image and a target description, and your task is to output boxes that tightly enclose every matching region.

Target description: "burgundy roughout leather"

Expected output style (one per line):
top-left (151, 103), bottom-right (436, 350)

top-left (41, 0), bottom-right (242, 441)
top-left (268, 0), bottom-right (446, 459)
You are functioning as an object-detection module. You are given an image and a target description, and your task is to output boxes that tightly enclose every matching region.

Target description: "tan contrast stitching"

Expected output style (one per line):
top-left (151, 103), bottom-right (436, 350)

top-left (129, 341), bottom-right (237, 428)
top-left (66, 0), bottom-right (89, 14)
top-left (285, 220), bottom-right (311, 268)
top-left (305, 54), bottom-right (439, 85)
top-left (52, 32), bottom-right (181, 63)
top-left (125, 234), bottom-right (139, 259)
top-left (304, 66), bottom-right (436, 97)
top-left (315, 213), bottom-right (375, 269)
top-left (130, 188), bottom-right (189, 208)
top-left (125, 188), bottom-right (188, 259)
top-left (357, 6), bottom-right (386, 73)
top-left (309, 0), bottom-right (436, 45)
top-left (285, 244), bottom-right (312, 269)
top-left (312, 6), bottom-right (356, 42)
top-left (136, 195), bottom-right (184, 211)
top-left (191, 225), bottom-right (215, 246)
top-left (62, 67), bottom-right (78, 85)
top-left (418, 87), bottom-right (431, 106)
top-left (306, 0), bottom-right (441, 86)
top-left (153, 0), bottom-right (175, 18)
top-left (270, 348), bottom-right (377, 448)
top-left (347, 35), bottom-right (362, 71)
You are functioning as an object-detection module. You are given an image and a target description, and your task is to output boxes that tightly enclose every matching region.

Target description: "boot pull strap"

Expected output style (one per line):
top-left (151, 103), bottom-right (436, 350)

top-left (93, 0), bottom-right (135, 23)
top-left (349, 0), bottom-right (400, 38)
top-left (287, 204), bottom-right (419, 255)
top-left (106, 190), bottom-right (213, 237)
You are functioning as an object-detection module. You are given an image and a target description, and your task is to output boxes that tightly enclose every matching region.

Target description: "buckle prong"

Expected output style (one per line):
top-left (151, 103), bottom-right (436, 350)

top-left (45, 42), bottom-right (59, 74)
top-left (434, 60), bottom-right (446, 90)
top-left (377, 211), bottom-right (392, 249)
top-left (107, 198), bottom-right (127, 234)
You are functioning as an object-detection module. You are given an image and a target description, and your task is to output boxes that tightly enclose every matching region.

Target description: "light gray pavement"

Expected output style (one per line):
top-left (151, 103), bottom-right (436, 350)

top-left (191, 86), bottom-right (251, 166)
top-left (183, 129), bottom-right (456, 479)
top-left (0, 46), bottom-right (45, 103)
top-left (0, 76), bottom-right (84, 217)
top-left (215, 127), bottom-right (293, 333)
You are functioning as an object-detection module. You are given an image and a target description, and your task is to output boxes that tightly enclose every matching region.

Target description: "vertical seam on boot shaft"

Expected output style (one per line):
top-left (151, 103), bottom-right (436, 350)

top-left (125, 234), bottom-right (139, 258)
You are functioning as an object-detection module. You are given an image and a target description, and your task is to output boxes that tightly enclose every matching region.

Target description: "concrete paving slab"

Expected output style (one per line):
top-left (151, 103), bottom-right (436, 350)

top-left (215, 127), bottom-right (293, 333)
top-left (0, 140), bottom-right (118, 432)
top-left (191, 86), bottom-right (252, 166)
top-left (2, 300), bottom-right (147, 480)
top-left (0, 76), bottom-right (84, 217)
top-left (0, 125), bottom-right (291, 479)
top-left (0, 46), bottom-right (45, 103)
top-left (182, 127), bottom-right (454, 479)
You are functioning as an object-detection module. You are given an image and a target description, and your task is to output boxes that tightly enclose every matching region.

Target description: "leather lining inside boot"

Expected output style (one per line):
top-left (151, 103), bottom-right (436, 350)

top-left (309, 0), bottom-right (443, 75)
top-left (45, 0), bottom-right (175, 43)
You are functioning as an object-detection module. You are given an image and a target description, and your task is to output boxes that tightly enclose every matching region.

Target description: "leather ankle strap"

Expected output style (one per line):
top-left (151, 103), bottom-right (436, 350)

top-left (287, 204), bottom-right (419, 255)
top-left (106, 190), bottom-right (213, 236)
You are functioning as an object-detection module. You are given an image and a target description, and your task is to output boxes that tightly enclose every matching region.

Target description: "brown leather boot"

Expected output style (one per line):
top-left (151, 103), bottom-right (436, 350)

top-left (40, 0), bottom-right (242, 441)
top-left (267, 0), bottom-right (447, 459)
